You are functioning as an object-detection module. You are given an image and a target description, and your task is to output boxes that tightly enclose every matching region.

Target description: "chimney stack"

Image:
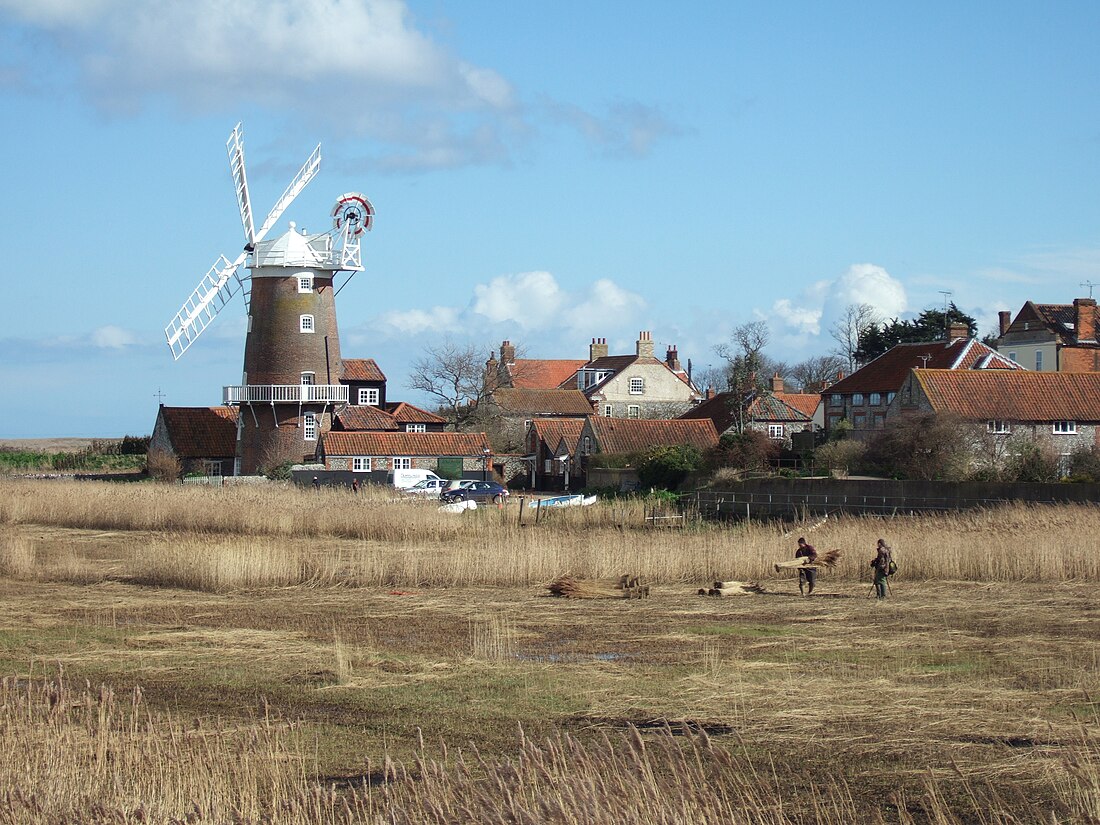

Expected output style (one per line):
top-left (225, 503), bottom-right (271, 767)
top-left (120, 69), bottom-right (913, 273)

top-left (947, 322), bottom-right (969, 340)
top-left (665, 345), bottom-right (681, 372)
top-left (770, 372), bottom-right (784, 393)
top-left (998, 310), bottom-right (1012, 337)
top-left (705, 386), bottom-right (715, 400)
top-left (1074, 298), bottom-right (1097, 343)
top-left (500, 340), bottom-right (516, 364)
top-left (636, 331), bottom-right (654, 359)
top-left (589, 337), bottom-right (608, 361)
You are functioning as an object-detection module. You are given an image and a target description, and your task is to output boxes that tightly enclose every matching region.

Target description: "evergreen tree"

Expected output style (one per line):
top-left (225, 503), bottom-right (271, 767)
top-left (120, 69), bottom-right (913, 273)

top-left (854, 303), bottom-right (977, 364)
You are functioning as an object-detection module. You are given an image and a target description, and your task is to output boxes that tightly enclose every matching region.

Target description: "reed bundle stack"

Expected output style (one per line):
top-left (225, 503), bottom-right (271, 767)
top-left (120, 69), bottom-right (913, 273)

top-left (699, 580), bottom-right (765, 597)
top-left (546, 574), bottom-right (650, 599)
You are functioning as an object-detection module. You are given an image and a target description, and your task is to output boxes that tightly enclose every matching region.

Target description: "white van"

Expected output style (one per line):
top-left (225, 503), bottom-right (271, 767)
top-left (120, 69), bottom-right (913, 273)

top-left (388, 469), bottom-right (444, 489)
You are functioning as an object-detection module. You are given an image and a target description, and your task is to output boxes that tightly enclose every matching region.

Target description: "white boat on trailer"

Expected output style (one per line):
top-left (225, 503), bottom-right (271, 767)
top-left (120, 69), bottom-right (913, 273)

top-left (528, 494), bottom-right (597, 508)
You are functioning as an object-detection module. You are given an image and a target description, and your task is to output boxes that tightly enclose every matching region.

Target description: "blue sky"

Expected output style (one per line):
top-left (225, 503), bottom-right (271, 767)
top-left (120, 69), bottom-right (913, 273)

top-left (1, 1), bottom-right (1098, 437)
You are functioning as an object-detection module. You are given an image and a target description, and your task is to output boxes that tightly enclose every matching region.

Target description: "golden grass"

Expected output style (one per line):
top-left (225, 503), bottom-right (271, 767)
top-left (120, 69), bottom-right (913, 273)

top-left (2, 674), bottom-right (1096, 824)
top-left (2, 478), bottom-right (1099, 589)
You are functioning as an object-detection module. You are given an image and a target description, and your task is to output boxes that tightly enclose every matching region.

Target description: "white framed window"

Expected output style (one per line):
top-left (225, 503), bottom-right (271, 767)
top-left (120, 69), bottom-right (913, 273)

top-left (582, 436), bottom-right (592, 455)
top-left (628, 377), bottom-right (644, 395)
top-left (869, 392), bottom-right (882, 405)
top-left (392, 457), bottom-right (411, 470)
top-left (303, 412), bottom-right (317, 441)
top-left (352, 457), bottom-right (371, 472)
top-left (987, 420), bottom-right (1011, 434)
top-left (768, 424), bottom-right (784, 439)
top-left (851, 393), bottom-right (865, 405)
top-left (236, 414), bottom-right (243, 442)
top-left (602, 404), bottom-right (613, 417)
top-left (358, 388), bottom-right (379, 406)
top-left (300, 314), bottom-right (315, 333)
top-left (544, 459), bottom-right (552, 473)
top-left (1052, 421), bottom-right (1077, 434)
top-left (406, 423), bottom-right (426, 433)
top-left (233, 457), bottom-right (241, 476)
top-left (298, 275), bottom-right (313, 293)
top-left (300, 372), bottom-right (315, 385)
top-left (627, 404), bottom-right (640, 419)
top-left (1008, 351), bottom-right (1017, 362)
top-left (1035, 350), bottom-right (1043, 370)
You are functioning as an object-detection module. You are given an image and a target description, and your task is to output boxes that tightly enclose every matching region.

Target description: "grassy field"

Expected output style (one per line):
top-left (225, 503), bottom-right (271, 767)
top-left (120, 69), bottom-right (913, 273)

top-left (1, 479), bottom-right (1098, 822)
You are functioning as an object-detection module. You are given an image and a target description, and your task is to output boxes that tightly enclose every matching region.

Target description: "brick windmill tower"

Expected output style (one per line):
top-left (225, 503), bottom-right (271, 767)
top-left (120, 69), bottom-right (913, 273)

top-left (165, 124), bottom-right (373, 475)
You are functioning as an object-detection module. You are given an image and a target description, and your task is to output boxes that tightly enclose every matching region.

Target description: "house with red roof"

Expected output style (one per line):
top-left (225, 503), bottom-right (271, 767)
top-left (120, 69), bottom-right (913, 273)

top-left (487, 333), bottom-right (701, 420)
top-left (680, 374), bottom-right (821, 446)
top-left (332, 401), bottom-right (447, 434)
top-left (573, 417), bottom-right (719, 489)
top-left (996, 297), bottom-right (1100, 373)
top-left (319, 431), bottom-right (492, 481)
top-left (484, 387), bottom-right (593, 452)
top-left (527, 418), bottom-right (588, 491)
top-left (149, 406), bottom-right (240, 476)
top-left (341, 358), bottom-right (387, 407)
top-left (890, 369), bottom-right (1100, 472)
top-left (823, 324), bottom-right (1023, 440)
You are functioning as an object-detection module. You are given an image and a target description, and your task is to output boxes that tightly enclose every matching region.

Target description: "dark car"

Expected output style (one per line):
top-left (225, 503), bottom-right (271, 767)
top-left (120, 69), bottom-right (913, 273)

top-left (439, 481), bottom-right (509, 504)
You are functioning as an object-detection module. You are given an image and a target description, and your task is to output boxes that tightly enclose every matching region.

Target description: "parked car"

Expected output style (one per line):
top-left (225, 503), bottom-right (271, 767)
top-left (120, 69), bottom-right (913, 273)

top-left (439, 481), bottom-right (510, 504)
top-left (403, 478), bottom-right (450, 497)
top-left (387, 469), bottom-right (443, 489)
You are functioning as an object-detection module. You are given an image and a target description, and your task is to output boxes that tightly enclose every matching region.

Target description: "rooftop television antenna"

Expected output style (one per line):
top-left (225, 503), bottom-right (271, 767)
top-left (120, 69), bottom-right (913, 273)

top-left (1082, 280), bottom-right (1096, 299)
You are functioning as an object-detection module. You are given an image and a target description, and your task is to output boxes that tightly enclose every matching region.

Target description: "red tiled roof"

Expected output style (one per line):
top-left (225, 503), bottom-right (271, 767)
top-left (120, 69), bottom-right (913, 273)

top-left (774, 392), bottom-right (820, 419)
top-left (384, 402), bottom-right (447, 424)
top-left (750, 395), bottom-right (813, 422)
top-left (589, 418), bottom-right (719, 455)
top-left (335, 406), bottom-right (398, 431)
top-left (914, 369), bottom-right (1100, 421)
top-left (341, 359), bottom-right (386, 382)
top-left (507, 359), bottom-right (587, 389)
top-left (829, 339), bottom-right (1022, 395)
top-left (158, 407), bottom-right (238, 458)
top-left (493, 388), bottom-right (594, 415)
top-left (531, 418), bottom-right (587, 450)
top-left (679, 392), bottom-right (739, 433)
top-left (323, 431), bottom-right (490, 456)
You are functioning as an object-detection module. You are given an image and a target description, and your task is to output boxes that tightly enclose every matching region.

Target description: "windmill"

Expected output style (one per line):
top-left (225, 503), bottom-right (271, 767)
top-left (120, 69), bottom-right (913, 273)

top-left (164, 123), bottom-right (374, 475)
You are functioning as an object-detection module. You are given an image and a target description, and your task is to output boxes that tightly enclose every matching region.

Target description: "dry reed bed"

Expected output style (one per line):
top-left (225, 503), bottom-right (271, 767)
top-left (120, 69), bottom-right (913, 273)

top-left (2, 676), bottom-right (1094, 824)
top-left (1, 479), bottom-right (1099, 588)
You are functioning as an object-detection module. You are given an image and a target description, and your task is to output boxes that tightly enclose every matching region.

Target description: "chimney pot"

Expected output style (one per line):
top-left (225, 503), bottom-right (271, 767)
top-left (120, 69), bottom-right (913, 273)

top-left (636, 331), bottom-right (655, 359)
top-left (589, 336), bottom-right (609, 361)
top-left (998, 310), bottom-right (1012, 337)
top-left (770, 372), bottom-right (784, 393)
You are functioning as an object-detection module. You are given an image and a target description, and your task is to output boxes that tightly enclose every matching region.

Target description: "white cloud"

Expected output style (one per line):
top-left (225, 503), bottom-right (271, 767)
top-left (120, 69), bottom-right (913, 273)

top-left (543, 98), bottom-right (687, 158)
top-left (827, 264), bottom-right (908, 319)
top-left (0, 0), bottom-right (521, 171)
top-left (372, 271), bottom-right (646, 341)
top-left (90, 325), bottom-right (137, 348)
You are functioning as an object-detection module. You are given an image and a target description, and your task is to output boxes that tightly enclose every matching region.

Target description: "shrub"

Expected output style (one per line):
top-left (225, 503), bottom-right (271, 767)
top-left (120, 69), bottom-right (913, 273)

top-left (709, 431), bottom-right (779, 473)
top-left (263, 461), bottom-right (295, 481)
top-left (1066, 445), bottom-right (1100, 483)
top-left (146, 449), bottom-right (182, 482)
top-left (1004, 435), bottom-right (1062, 482)
top-left (813, 439), bottom-right (866, 474)
top-left (636, 445), bottom-right (703, 491)
top-left (862, 412), bottom-right (970, 480)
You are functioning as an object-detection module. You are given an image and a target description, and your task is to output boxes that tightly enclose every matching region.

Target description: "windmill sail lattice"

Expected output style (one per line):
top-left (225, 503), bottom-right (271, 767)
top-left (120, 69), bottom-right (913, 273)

top-left (163, 124), bottom-right (321, 360)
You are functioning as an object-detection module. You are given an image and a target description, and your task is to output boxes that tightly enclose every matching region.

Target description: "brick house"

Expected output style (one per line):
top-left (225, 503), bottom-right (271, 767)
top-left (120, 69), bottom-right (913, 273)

top-left (574, 417), bottom-right (719, 489)
top-left (823, 326), bottom-right (1023, 440)
top-left (332, 401), bottom-right (447, 434)
top-left (485, 387), bottom-right (593, 451)
top-left (527, 418), bottom-right (587, 491)
top-left (149, 405), bottom-right (240, 476)
top-left (487, 340), bottom-right (587, 390)
top-left (889, 368), bottom-right (1100, 472)
top-left (680, 374), bottom-right (821, 446)
top-left (996, 297), bottom-right (1100, 372)
top-left (341, 358), bottom-right (387, 406)
top-left (319, 431), bottom-right (492, 481)
top-left (567, 332), bottom-right (701, 419)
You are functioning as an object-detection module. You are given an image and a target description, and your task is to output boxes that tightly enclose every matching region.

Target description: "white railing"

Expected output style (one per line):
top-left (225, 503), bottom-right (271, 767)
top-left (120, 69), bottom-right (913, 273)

top-left (223, 384), bottom-right (349, 404)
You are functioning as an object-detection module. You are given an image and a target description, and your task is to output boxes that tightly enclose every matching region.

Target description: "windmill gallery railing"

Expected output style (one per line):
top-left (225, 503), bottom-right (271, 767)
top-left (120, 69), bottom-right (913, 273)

top-left (223, 384), bottom-right (349, 404)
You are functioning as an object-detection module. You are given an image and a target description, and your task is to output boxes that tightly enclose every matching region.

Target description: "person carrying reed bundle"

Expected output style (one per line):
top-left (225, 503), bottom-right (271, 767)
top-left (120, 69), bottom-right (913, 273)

top-left (870, 538), bottom-right (893, 599)
top-left (795, 537), bottom-right (817, 596)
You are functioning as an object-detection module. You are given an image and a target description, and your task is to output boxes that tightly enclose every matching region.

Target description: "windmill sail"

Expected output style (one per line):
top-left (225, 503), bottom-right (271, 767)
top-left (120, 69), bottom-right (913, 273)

top-left (164, 253), bottom-right (246, 360)
top-left (227, 123), bottom-right (255, 245)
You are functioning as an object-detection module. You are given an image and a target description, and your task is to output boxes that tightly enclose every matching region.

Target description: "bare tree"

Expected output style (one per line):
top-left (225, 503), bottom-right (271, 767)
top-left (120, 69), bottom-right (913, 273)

top-left (830, 303), bottom-right (881, 372)
top-left (789, 354), bottom-right (847, 391)
top-left (408, 339), bottom-right (496, 430)
top-left (713, 321), bottom-right (771, 433)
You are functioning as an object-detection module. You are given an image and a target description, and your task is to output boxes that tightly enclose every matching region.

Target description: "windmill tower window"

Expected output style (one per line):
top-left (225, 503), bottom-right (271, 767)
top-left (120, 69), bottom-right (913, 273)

top-left (300, 314), bottom-right (315, 333)
top-left (303, 413), bottom-right (317, 441)
top-left (298, 275), bottom-right (314, 293)
top-left (301, 372), bottom-right (315, 385)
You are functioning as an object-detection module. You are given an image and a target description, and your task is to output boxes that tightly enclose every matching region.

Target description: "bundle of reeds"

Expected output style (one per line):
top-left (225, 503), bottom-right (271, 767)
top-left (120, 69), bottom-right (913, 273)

top-left (773, 548), bottom-right (842, 572)
top-left (699, 580), bottom-right (764, 597)
top-left (546, 574), bottom-right (649, 599)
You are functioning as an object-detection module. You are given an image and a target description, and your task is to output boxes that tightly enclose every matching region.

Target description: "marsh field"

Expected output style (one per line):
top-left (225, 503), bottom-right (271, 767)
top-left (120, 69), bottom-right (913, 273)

top-left (1, 480), bottom-right (1098, 823)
